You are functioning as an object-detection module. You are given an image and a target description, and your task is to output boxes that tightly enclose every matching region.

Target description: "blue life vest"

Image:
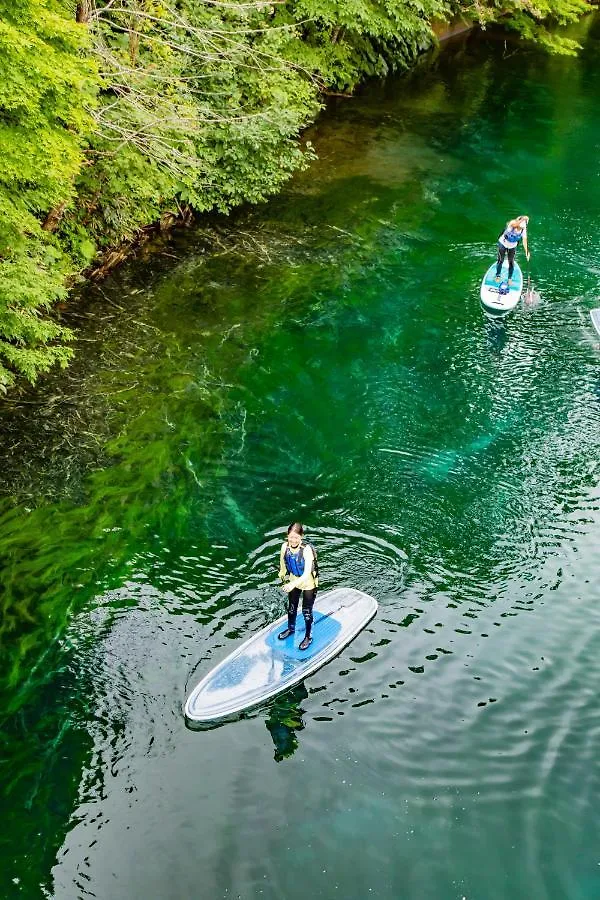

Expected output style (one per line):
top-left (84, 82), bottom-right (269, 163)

top-left (500, 226), bottom-right (524, 247)
top-left (284, 546), bottom-right (305, 577)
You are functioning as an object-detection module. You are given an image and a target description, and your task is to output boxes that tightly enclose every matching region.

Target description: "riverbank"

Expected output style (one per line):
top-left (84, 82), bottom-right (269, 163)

top-left (0, 1), bottom-right (592, 392)
top-left (83, 14), bottom-right (476, 281)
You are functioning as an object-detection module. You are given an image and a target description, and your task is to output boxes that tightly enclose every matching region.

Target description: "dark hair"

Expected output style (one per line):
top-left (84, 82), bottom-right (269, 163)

top-left (287, 522), bottom-right (304, 537)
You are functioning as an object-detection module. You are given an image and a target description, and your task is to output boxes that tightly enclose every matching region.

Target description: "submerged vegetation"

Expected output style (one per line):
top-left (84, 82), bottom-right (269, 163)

top-left (0, 0), bottom-right (590, 389)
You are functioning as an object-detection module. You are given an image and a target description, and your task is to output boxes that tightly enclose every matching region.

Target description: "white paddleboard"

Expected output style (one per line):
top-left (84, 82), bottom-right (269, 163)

top-left (185, 587), bottom-right (378, 723)
top-left (480, 260), bottom-right (523, 311)
top-left (590, 308), bottom-right (600, 337)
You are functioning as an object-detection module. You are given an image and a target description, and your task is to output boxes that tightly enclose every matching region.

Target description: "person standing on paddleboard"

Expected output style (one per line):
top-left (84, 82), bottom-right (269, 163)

top-left (495, 215), bottom-right (530, 284)
top-left (278, 522), bottom-right (318, 651)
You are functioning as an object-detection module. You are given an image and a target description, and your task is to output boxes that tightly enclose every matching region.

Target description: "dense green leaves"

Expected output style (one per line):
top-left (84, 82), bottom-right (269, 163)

top-left (283, 0), bottom-right (451, 88)
top-left (0, 0), bottom-right (96, 389)
top-left (459, 0), bottom-right (590, 55)
top-left (0, 0), bottom-right (591, 388)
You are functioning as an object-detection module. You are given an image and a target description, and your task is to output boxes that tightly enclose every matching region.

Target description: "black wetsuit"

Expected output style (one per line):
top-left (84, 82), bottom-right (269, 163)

top-left (285, 587), bottom-right (316, 638)
top-left (496, 242), bottom-right (516, 279)
top-left (496, 225), bottom-right (525, 280)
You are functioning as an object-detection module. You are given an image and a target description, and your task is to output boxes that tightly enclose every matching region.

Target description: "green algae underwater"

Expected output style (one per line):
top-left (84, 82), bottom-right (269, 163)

top-left (2, 18), bottom-right (600, 899)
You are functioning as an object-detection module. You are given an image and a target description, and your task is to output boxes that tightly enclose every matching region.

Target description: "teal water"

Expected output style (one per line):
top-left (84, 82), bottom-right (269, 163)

top-left (2, 18), bottom-right (600, 899)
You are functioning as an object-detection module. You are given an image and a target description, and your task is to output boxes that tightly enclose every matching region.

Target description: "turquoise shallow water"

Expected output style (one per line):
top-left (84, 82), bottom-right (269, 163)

top-left (1, 17), bottom-right (600, 899)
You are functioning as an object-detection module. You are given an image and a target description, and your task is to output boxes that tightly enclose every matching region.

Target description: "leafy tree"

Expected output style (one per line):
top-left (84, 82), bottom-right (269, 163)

top-left (0, 0), bottom-right (96, 389)
top-left (281, 0), bottom-right (452, 90)
top-left (64, 0), bottom-right (319, 256)
top-left (456, 0), bottom-right (590, 55)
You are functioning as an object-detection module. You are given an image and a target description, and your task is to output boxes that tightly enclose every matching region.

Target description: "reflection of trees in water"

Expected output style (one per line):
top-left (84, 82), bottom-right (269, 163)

top-left (265, 682), bottom-right (308, 762)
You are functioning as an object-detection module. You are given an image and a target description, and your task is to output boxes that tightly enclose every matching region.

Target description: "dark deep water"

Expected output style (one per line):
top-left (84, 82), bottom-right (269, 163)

top-left (1, 17), bottom-right (600, 900)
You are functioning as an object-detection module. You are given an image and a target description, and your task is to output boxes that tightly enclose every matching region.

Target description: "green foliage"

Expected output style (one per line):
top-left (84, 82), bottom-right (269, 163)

top-left (69, 0), bottom-right (321, 248)
top-left (0, 0), bottom-right (593, 388)
top-left (282, 0), bottom-right (451, 89)
top-left (457, 0), bottom-right (591, 55)
top-left (0, 0), bottom-right (96, 389)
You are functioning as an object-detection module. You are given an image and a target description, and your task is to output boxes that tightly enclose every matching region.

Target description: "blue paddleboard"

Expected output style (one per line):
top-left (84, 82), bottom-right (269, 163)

top-left (184, 587), bottom-right (378, 723)
top-left (590, 309), bottom-right (600, 337)
top-left (480, 260), bottom-right (523, 311)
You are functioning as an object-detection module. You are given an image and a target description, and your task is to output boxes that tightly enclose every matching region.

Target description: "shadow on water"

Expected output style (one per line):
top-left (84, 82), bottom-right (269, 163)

top-left (265, 682), bottom-right (309, 762)
top-left (483, 312), bottom-right (509, 353)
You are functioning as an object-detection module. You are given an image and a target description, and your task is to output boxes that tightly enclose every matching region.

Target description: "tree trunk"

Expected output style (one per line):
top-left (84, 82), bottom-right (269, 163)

top-left (76, 0), bottom-right (92, 23)
top-left (129, 26), bottom-right (140, 65)
top-left (42, 202), bottom-right (67, 233)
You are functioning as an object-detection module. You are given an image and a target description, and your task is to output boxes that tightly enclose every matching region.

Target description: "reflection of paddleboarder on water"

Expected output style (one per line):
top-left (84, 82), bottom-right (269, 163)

top-left (266, 682), bottom-right (308, 762)
top-left (495, 215), bottom-right (530, 285)
top-left (277, 522), bottom-right (318, 651)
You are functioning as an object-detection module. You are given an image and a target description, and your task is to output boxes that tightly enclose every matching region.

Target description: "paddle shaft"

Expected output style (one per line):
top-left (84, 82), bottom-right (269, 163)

top-left (313, 598), bottom-right (359, 628)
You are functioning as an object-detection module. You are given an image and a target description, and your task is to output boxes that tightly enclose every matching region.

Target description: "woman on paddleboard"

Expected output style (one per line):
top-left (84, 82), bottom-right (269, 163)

top-left (278, 522), bottom-right (318, 651)
top-left (495, 215), bottom-right (530, 284)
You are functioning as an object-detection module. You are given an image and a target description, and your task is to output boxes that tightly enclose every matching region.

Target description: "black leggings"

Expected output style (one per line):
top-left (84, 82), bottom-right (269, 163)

top-left (287, 588), bottom-right (316, 638)
top-left (496, 243), bottom-right (516, 278)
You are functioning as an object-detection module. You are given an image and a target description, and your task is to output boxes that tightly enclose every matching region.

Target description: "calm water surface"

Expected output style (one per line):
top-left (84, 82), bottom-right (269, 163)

top-left (2, 19), bottom-right (600, 900)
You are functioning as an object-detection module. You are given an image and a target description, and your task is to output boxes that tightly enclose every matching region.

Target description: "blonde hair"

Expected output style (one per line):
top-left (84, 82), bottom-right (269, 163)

top-left (508, 215), bottom-right (529, 229)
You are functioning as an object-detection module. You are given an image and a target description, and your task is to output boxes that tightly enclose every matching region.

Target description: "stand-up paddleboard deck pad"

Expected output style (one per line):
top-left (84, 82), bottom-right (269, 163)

top-left (590, 309), bottom-right (600, 337)
top-left (480, 261), bottom-right (523, 311)
top-left (184, 588), bottom-right (378, 723)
